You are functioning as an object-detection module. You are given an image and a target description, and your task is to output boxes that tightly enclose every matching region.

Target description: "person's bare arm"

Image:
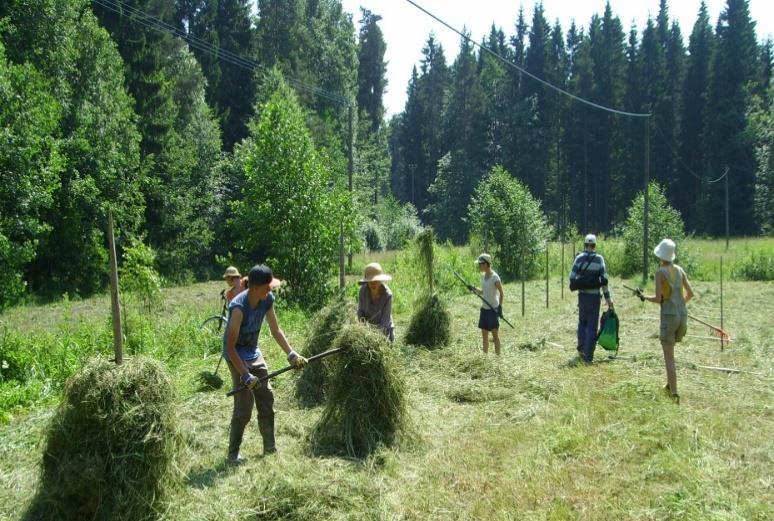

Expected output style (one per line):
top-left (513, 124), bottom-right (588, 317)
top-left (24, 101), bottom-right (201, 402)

top-left (495, 280), bottom-right (504, 307)
top-left (682, 269), bottom-right (694, 304)
top-left (225, 308), bottom-right (248, 376)
top-left (644, 271), bottom-right (664, 304)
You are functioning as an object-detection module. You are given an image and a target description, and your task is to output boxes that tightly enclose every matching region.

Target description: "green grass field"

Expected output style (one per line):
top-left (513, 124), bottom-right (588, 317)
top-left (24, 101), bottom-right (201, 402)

top-left (1, 241), bottom-right (772, 520)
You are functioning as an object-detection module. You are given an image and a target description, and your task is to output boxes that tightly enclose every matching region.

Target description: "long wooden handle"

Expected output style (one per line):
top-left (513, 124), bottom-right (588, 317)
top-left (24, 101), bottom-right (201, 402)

top-left (226, 348), bottom-right (344, 397)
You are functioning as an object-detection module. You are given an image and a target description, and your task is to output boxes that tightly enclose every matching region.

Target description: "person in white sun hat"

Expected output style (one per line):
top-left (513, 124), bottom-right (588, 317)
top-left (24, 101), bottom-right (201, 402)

top-left (357, 262), bottom-right (395, 341)
top-left (569, 234), bottom-right (613, 363)
top-left (636, 238), bottom-right (694, 404)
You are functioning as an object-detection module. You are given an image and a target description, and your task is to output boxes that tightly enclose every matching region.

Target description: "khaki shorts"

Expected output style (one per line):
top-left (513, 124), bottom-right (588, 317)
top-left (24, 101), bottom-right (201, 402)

top-left (660, 314), bottom-right (687, 344)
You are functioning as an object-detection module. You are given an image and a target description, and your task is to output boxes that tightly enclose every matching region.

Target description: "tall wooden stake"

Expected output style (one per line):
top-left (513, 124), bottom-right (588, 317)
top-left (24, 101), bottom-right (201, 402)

top-left (107, 211), bottom-right (123, 365)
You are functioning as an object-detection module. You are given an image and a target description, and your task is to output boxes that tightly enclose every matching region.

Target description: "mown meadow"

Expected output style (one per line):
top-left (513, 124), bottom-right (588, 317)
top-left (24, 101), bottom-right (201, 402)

top-left (0, 238), bottom-right (772, 520)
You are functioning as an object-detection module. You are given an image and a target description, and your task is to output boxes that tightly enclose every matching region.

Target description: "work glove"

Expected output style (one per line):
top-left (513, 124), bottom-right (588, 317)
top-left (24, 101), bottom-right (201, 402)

top-left (240, 372), bottom-right (258, 390)
top-left (635, 288), bottom-right (645, 302)
top-left (287, 351), bottom-right (308, 369)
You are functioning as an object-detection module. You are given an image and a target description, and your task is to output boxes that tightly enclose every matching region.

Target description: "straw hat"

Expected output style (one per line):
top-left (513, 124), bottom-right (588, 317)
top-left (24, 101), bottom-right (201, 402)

top-left (359, 262), bottom-right (392, 283)
top-left (223, 266), bottom-right (241, 279)
top-left (474, 253), bottom-right (492, 266)
top-left (653, 238), bottom-right (676, 262)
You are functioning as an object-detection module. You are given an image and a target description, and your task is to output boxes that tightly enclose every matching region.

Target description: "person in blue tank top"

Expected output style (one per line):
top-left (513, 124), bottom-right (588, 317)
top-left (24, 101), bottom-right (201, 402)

top-left (222, 264), bottom-right (307, 464)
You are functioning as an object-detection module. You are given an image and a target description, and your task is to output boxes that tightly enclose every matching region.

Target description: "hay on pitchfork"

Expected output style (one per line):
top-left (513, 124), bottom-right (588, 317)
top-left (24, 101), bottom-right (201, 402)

top-left (308, 323), bottom-right (409, 458)
top-left (295, 293), bottom-right (357, 406)
top-left (23, 357), bottom-right (181, 521)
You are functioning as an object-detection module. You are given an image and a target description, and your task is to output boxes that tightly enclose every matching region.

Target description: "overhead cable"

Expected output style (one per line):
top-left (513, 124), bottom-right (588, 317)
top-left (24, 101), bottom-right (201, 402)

top-left (402, 0), bottom-right (651, 118)
top-left (92, 0), bottom-right (351, 106)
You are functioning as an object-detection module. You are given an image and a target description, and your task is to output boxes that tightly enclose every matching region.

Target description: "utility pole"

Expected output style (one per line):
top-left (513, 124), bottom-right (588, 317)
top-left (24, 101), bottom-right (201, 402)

top-left (107, 210), bottom-right (123, 365)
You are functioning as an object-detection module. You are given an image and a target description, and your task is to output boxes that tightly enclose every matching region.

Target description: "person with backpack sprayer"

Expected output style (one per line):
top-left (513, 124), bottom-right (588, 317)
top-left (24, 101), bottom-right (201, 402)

top-left (223, 264), bottom-right (308, 464)
top-left (633, 238), bottom-right (694, 404)
top-left (569, 234), bottom-right (614, 363)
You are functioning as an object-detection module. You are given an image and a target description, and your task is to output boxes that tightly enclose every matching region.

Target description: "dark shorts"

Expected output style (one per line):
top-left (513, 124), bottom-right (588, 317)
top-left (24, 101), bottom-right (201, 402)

top-left (478, 307), bottom-right (499, 331)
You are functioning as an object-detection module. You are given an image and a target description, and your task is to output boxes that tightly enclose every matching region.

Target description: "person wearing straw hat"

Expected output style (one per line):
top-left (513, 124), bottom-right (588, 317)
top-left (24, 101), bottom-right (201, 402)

top-left (473, 253), bottom-right (504, 355)
top-left (223, 264), bottom-right (307, 463)
top-left (357, 262), bottom-right (395, 342)
top-left (223, 266), bottom-right (248, 304)
top-left (570, 234), bottom-right (614, 363)
top-left (636, 239), bottom-right (694, 403)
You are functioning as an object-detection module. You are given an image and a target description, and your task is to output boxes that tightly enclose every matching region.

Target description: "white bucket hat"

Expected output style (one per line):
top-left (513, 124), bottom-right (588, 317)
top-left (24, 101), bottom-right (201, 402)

top-left (653, 238), bottom-right (676, 262)
top-left (474, 253), bottom-right (492, 266)
top-left (359, 262), bottom-right (392, 283)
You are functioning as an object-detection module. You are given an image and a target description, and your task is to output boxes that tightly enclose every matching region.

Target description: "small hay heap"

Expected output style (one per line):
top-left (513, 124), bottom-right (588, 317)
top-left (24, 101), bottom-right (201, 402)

top-left (309, 323), bottom-right (408, 458)
top-left (25, 357), bottom-right (180, 521)
top-left (405, 228), bottom-right (452, 348)
top-left (296, 294), bottom-right (356, 406)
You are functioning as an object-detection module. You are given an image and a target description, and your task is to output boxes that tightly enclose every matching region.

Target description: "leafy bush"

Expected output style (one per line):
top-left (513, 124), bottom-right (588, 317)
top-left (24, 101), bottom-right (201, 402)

top-left (733, 251), bottom-right (774, 280)
top-left (374, 196), bottom-right (421, 250)
top-left (119, 236), bottom-right (163, 313)
top-left (361, 221), bottom-right (384, 252)
top-left (467, 166), bottom-right (551, 279)
top-left (617, 182), bottom-right (688, 277)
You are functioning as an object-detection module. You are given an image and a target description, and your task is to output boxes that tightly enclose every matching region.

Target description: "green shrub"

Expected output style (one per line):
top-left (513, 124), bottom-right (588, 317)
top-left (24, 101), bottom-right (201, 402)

top-left (617, 182), bottom-right (688, 277)
top-left (362, 221), bottom-right (384, 252)
top-left (733, 251), bottom-right (774, 280)
top-left (467, 166), bottom-right (551, 279)
top-left (119, 235), bottom-right (163, 313)
top-left (375, 196), bottom-right (421, 250)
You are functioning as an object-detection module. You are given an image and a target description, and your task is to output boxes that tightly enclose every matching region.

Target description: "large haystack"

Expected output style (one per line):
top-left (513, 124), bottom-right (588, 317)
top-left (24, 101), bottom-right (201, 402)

top-left (308, 323), bottom-right (408, 458)
top-left (295, 294), bottom-right (356, 406)
top-left (24, 357), bottom-right (181, 521)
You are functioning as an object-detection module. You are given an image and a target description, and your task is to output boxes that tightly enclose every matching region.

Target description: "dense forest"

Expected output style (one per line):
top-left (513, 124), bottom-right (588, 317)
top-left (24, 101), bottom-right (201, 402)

top-left (0, 0), bottom-right (772, 308)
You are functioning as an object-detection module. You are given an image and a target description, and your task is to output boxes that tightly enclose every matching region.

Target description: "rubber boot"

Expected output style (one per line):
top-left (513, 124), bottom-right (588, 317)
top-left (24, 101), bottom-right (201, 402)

top-left (227, 422), bottom-right (247, 465)
top-left (258, 415), bottom-right (276, 454)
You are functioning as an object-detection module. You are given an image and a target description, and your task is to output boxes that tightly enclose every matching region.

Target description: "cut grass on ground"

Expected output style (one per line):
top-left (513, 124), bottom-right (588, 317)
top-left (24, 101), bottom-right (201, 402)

top-left (1, 259), bottom-right (772, 520)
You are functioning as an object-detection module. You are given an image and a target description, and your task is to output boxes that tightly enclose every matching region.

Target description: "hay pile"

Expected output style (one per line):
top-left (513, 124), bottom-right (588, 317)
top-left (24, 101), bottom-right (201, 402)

top-left (405, 228), bottom-right (452, 348)
top-left (25, 357), bottom-right (181, 521)
top-left (309, 323), bottom-right (408, 458)
top-left (295, 294), bottom-right (356, 406)
top-left (404, 293), bottom-right (452, 348)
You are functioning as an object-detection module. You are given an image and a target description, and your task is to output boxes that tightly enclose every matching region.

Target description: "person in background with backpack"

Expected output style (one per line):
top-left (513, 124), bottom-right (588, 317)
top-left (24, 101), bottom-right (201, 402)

top-left (636, 239), bottom-right (693, 403)
top-left (569, 234), bottom-right (613, 363)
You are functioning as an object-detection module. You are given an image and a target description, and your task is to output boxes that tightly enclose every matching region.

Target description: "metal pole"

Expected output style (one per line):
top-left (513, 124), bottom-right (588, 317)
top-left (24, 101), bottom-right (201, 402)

top-left (521, 255), bottom-right (526, 317)
top-left (720, 257), bottom-right (725, 350)
top-left (545, 244), bottom-right (549, 308)
top-left (724, 166), bottom-right (730, 251)
top-left (107, 210), bottom-right (123, 365)
top-left (643, 116), bottom-right (650, 283)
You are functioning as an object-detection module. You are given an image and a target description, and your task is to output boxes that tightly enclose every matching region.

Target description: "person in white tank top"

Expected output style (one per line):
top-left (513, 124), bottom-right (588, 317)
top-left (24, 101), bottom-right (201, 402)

top-left (472, 254), bottom-right (505, 355)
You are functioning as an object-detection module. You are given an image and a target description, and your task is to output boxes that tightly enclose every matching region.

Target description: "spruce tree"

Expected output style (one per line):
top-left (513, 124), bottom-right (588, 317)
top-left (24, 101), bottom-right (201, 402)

top-left (706, 0), bottom-right (760, 234)
top-left (679, 1), bottom-right (715, 231)
top-left (356, 8), bottom-right (387, 132)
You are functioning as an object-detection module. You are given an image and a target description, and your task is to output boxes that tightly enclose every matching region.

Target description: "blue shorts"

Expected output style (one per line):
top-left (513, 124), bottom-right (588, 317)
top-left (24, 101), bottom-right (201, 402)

top-left (478, 307), bottom-right (500, 331)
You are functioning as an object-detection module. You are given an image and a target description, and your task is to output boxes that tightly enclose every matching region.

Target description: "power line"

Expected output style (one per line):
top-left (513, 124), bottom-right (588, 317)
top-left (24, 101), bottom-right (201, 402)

top-left (402, 0), bottom-right (651, 118)
top-left (92, 0), bottom-right (351, 106)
